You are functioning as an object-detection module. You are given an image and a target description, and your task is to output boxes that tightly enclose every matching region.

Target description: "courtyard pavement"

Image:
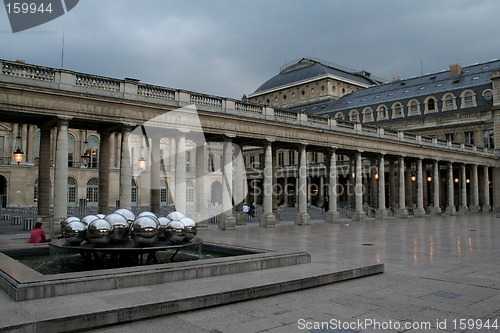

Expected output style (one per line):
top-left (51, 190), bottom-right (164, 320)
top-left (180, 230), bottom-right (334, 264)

top-left (0, 211), bottom-right (499, 332)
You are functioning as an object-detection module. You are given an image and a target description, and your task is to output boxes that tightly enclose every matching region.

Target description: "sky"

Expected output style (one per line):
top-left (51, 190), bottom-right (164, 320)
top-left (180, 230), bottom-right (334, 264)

top-left (1, 0), bottom-right (499, 100)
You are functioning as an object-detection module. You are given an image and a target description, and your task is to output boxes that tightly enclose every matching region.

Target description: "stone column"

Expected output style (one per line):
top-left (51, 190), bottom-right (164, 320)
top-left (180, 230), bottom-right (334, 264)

top-left (10, 123), bottom-right (18, 157)
top-left (98, 130), bottom-right (112, 215)
top-left (325, 148), bottom-right (340, 223)
top-left (446, 162), bottom-right (456, 215)
top-left (53, 117), bottom-right (71, 234)
top-left (459, 164), bottom-right (468, 214)
top-left (234, 144), bottom-right (247, 225)
top-left (150, 135), bottom-right (161, 215)
top-left (470, 164), bottom-right (480, 213)
top-left (27, 125), bottom-right (34, 164)
top-left (405, 162), bottom-right (413, 211)
top-left (370, 158), bottom-right (378, 208)
top-left (175, 131), bottom-right (187, 215)
top-left (395, 156), bottom-right (408, 218)
top-left (430, 160), bottom-right (442, 215)
top-left (482, 166), bottom-right (491, 212)
top-left (195, 144), bottom-right (208, 226)
top-left (219, 138), bottom-right (236, 229)
top-left (389, 159), bottom-right (396, 214)
top-left (352, 151), bottom-right (365, 221)
top-left (20, 124), bottom-right (28, 164)
top-left (37, 124), bottom-right (52, 226)
top-left (375, 154), bottom-right (388, 220)
top-left (260, 141), bottom-right (277, 227)
top-left (295, 144), bottom-right (310, 224)
top-left (119, 125), bottom-right (133, 209)
top-left (414, 158), bottom-right (426, 217)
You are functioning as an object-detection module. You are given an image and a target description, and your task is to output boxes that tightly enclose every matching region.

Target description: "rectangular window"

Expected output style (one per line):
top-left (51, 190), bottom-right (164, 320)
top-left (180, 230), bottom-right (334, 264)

top-left (208, 153), bottom-right (215, 171)
top-left (464, 131), bottom-right (474, 145)
top-left (259, 154), bottom-right (264, 168)
top-left (484, 129), bottom-right (494, 148)
top-left (0, 136), bottom-right (4, 164)
top-left (161, 188), bottom-right (167, 203)
top-left (68, 187), bottom-right (76, 203)
top-left (278, 151), bottom-right (284, 166)
top-left (186, 151), bottom-right (191, 171)
top-left (289, 150), bottom-right (295, 165)
top-left (312, 152), bottom-right (319, 163)
top-left (249, 155), bottom-right (256, 168)
top-left (445, 133), bottom-right (455, 142)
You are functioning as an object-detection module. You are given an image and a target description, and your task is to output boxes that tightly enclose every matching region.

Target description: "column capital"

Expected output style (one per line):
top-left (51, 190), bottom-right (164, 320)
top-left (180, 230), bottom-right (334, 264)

top-left (57, 116), bottom-right (72, 125)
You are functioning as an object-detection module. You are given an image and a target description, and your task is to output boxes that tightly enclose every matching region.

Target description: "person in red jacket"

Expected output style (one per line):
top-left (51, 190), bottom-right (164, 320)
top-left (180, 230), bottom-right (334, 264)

top-left (27, 222), bottom-right (51, 243)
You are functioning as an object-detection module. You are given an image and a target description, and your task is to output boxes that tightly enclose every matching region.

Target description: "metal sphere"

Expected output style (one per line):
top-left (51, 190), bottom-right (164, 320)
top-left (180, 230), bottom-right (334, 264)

top-left (63, 221), bottom-right (87, 245)
top-left (157, 217), bottom-right (171, 240)
top-left (130, 216), bottom-right (159, 245)
top-left (81, 215), bottom-right (99, 226)
top-left (180, 217), bottom-right (197, 241)
top-left (87, 219), bottom-right (113, 245)
top-left (114, 208), bottom-right (136, 223)
top-left (104, 213), bottom-right (130, 242)
top-left (165, 220), bottom-right (186, 243)
top-left (167, 211), bottom-right (185, 221)
top-left (138, 211), bottom-right (157, 219)
top-left (61, 216), bottom-right (80, 230)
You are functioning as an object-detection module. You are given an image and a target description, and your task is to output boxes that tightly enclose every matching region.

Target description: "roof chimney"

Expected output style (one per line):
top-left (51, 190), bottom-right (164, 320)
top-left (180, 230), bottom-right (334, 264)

top-left (450, 64), bottom-right (462, 77)
top-left (391, 77), bottom-right (401, 83)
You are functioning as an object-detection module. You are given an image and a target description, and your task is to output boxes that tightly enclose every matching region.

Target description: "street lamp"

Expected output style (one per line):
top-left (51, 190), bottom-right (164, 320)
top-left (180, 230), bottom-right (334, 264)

top-left (13, 134), bottom-right (24, 164)
top-left (81, 131), bottom-right (91, 167)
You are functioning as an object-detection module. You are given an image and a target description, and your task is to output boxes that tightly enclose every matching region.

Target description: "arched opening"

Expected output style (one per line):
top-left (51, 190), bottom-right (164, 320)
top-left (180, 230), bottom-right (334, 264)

top-left (86, 177), bottom-right (99, 206)
top-left (68, 177), bottom-right (78, 207)
top-left (211, 181), bottom-right (222, 205)
top-left (0, 175), bottom-right (7, 208)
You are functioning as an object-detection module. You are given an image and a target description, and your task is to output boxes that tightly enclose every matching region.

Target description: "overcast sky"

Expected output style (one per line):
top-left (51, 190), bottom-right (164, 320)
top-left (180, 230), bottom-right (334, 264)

top-left (1, 0), bottom-right (499, 99)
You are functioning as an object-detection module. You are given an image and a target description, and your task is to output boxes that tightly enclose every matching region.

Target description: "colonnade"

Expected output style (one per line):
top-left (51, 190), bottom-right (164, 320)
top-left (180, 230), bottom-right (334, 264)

top-left (37, 117), bottom-right (495, 235)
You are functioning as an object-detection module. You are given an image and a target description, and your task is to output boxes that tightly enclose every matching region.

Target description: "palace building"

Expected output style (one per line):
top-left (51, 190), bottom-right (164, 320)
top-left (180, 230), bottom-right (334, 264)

top-left (0, 57), bottom-right (498, 234)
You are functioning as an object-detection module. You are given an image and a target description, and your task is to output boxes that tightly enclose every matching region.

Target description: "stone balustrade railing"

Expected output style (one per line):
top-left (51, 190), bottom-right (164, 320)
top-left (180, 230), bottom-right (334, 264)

top-left (0, 59), bottom-right (495, 157)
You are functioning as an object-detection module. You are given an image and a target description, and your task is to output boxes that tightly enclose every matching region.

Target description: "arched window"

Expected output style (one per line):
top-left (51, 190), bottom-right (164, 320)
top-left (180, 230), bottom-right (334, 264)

top-left (408, 100), bottom-right (420, 116)
top-left (392, 103), bottom-right (404, 118)
top-left (160, 179), bottom-right (169, 205)
top-left (86, 177), bottom-right (99, 204)
top-left (425, 97), bottom-right (437, 113)
top-left (68, 133), bottom-right (76, 167)
top-left (33, 178), bottom-right (38, 203)
top-left (131, 178), bottom-right (138, 205)
top-left (349, 110), bottom-right (359, 122)
top-left (186, 180), bottom-right (194, 203)
top-left (442, 94), bottom-right (456, 111)
top-left (362, 108), bottom-right (374, 123)
top-left (68, 177), bottom-right (77, 205)
top-left (461, 90), bottom-right (476, 108)
top-left (87, 134), bottom-right (99, 168)
top-left (211, 181), bottom-right (222, 205)
top-left (334, 112), bottom-right (345, 121)
top-left (377, 106), bottom-right (388, 120)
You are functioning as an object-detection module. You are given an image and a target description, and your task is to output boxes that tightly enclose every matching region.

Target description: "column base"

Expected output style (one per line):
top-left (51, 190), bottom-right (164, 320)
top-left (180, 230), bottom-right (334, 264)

top-left (273, 210), bottom-right (282, 223)
top-left (430, 206), bottom-right (442, 215)
top-left (395, 209), bottom-right (409, 219)
top-left (294, 212), bottom-right (310, 225)
top-left (375, 209), bottom-right (388, 220)
top-left (218, 215), bottom-right (236, 230)
top-left (469, 205), bottom-right (481, 213)
top-left (236, 212), bottom-right (247, 225)
top-left (413, 208), bottom-right (426, 217)
top-left (482, 205), bottom-right (491, 212)
top-left (259, 214), bottom-right (277, 228)
top-left (324, 211), bottom-right (340, 223)
top-left (51, 217), bottom-right (64, 237)
top-left (458, 206), bottom-right (469, 215)
top-left (445, 206), bottom-right (456, 215)
top-left (351, 210), bottom-right (365, 221)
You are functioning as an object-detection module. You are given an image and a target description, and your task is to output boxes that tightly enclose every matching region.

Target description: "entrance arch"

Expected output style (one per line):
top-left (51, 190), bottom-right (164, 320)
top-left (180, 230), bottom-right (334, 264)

top-left (0, 175), bottom-right (6, 208)
top-left (211, 181), bottom-right (222, 205)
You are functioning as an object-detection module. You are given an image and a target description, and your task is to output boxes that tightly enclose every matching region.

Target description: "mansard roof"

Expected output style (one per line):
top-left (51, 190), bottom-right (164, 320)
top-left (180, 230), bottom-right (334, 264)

top-left (296, 59), bottom-right (500, 115)
top-left (252, 58), bottom-right (381, 95)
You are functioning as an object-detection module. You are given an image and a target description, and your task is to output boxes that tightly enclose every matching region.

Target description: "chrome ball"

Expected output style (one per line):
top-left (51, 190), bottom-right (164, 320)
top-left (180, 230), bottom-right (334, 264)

top-left (114, 208), bottom-right (136, 224)
top-left (138, 211), bottom-right (157, 219)
top-left (165, 220), bottom-right (186, 243)
top-left (180, 217), bottom-right (197, 241)
top-left (87, 219), bottom-right (112, 245)
top-left (105, 213), bottom-right (130, 242)
top-left (61, 216), bottom-right (80, 230)
top-left (167, 211), bottom-right (185, 221)
top-left (157, 217), bottom-right (171, 240)
top-left (81, 215), bottom-right (99, 226)
top-left (63, 221), bottom-right (87, 245)
top-left (130, 216), bottom-right (159, 245)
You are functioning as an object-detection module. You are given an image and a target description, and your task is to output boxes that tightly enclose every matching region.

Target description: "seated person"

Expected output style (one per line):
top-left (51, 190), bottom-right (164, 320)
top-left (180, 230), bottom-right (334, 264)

top-left (27, 222), bottom-right (51, 243)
